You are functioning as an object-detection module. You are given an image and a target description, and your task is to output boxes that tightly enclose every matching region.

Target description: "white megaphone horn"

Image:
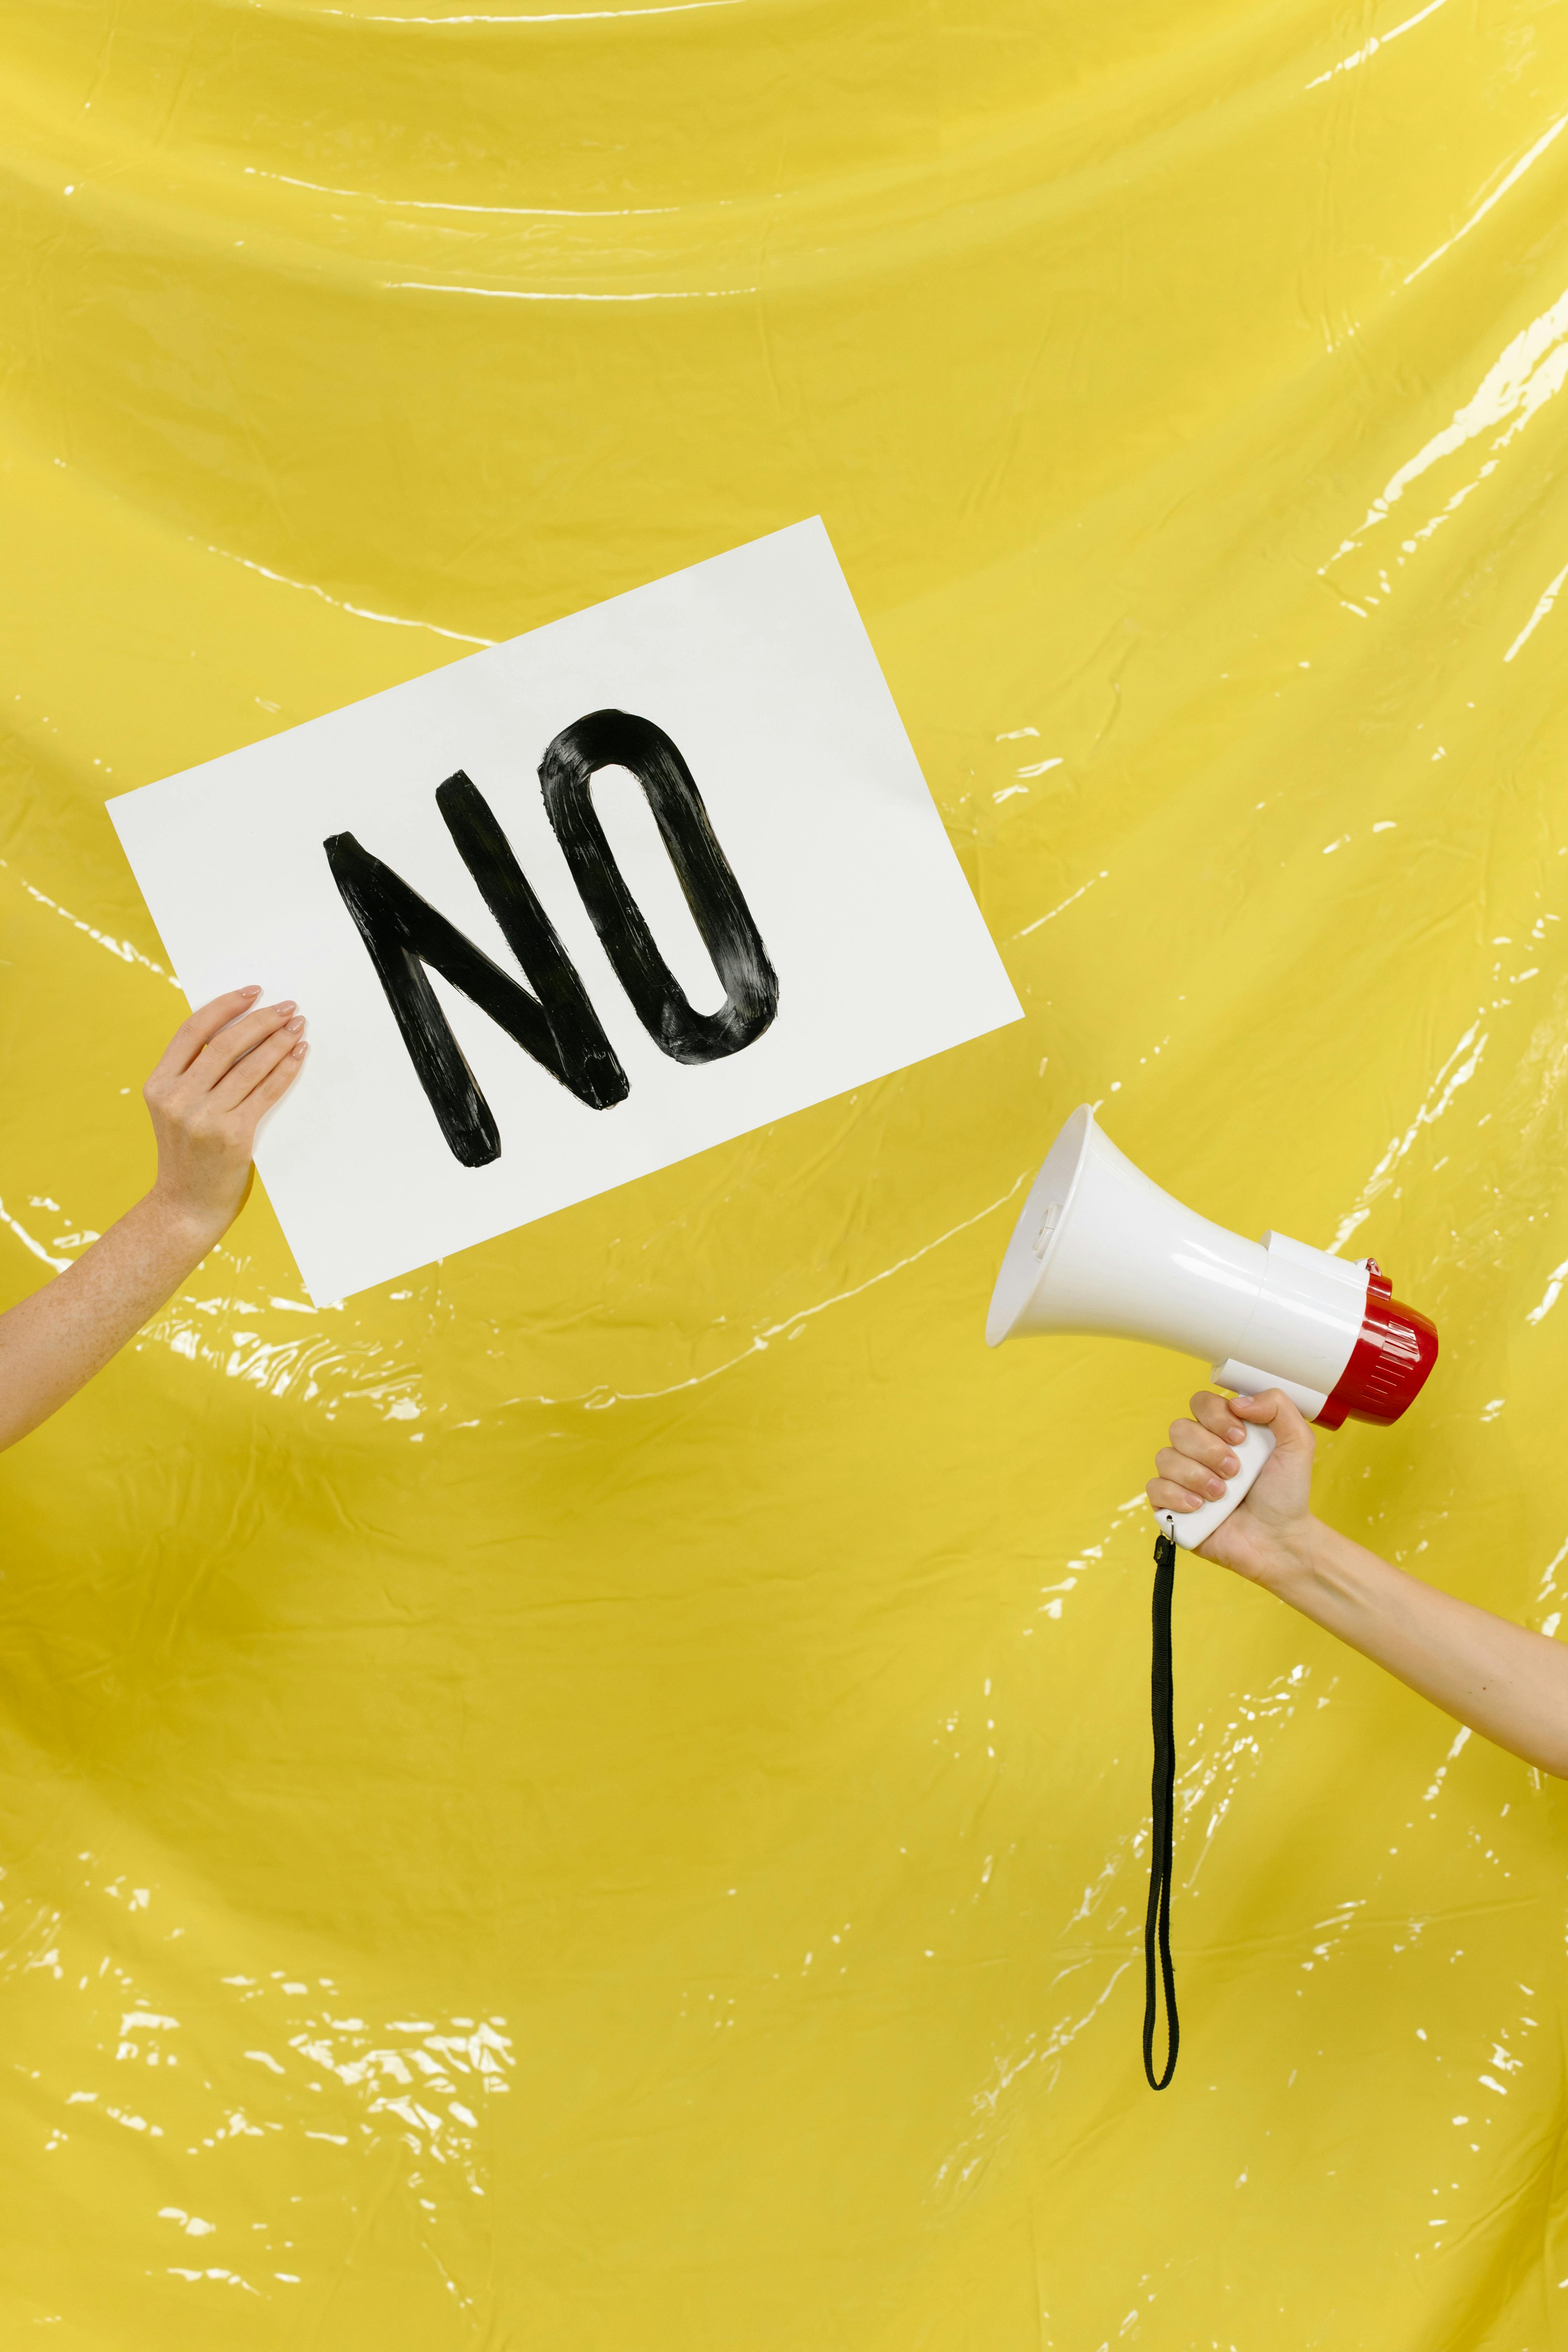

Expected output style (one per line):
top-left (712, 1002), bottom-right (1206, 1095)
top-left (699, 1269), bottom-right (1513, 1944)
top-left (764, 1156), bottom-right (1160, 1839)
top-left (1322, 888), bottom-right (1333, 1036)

top-left (987, 1106), bottom-right (1438, 1548)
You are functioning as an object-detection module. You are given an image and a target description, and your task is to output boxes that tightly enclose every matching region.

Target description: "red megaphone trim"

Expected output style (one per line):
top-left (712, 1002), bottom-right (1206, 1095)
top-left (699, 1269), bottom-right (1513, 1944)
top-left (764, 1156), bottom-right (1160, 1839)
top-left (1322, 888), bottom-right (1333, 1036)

top-left (1315, 1261), bottom-right (1439, 1430)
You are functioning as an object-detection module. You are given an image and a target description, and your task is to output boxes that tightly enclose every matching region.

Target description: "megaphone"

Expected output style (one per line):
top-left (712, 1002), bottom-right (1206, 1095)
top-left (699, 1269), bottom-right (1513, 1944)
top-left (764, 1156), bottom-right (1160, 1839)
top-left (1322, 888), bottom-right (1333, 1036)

top-left (987, 1105), bottom-right (1438, 1546)
top-left (988, 1104), bottom-right (1440, 2091)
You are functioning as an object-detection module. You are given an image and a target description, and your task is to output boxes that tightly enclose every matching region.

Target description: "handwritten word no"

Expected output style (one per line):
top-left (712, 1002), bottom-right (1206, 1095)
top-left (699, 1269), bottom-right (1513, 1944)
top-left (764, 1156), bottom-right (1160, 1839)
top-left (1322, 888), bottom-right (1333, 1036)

top-left (325, 710), bottom-right (778, 1167)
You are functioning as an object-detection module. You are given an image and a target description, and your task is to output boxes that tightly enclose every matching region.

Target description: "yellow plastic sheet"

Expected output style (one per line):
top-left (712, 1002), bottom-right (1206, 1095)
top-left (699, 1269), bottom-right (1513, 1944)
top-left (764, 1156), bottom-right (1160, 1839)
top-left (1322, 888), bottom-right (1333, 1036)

top-left (5, 0), bottom-right (1568, 2340)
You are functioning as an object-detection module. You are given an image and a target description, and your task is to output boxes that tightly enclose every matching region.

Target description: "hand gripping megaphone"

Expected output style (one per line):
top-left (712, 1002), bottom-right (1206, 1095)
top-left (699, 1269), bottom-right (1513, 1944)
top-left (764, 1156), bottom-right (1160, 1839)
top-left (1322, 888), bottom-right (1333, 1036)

top-left (986, 1105), bottom-right (1440, 2093)
top-left (987, 1105), bottom-right (1439, 1543)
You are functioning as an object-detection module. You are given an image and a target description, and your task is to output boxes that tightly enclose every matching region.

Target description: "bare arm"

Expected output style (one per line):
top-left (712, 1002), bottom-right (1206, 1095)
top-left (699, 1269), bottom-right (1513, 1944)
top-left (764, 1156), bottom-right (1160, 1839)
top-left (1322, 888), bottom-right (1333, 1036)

top-left (1148, 1386), bottom-right (1568, 1779)
top-left (0, 987), bottom-right (307, 1451)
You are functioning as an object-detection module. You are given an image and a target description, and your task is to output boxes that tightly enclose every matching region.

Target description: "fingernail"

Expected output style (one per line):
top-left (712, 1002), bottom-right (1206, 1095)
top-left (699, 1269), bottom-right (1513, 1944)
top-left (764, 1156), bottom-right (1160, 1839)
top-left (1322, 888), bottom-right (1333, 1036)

top-left (241, 984), bottom-right (261, 997)
top-left (1208, 1477), bottom-right (1226, 1498)
top-left (287, 1015), bottom-right (305, 1034)
top-left (293, 1041), bottom-right (308, 1058)
top-left (277, 1000), bottom-right (297, 1016)
top-left (1220, 1452), bottom-right (1239, 1476)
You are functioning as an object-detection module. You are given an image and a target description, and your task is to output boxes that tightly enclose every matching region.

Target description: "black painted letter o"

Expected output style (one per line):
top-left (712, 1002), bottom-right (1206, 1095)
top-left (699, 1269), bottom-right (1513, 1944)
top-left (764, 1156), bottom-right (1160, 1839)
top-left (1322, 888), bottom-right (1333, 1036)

top-left (539, 709), bottom-right (779, 1066)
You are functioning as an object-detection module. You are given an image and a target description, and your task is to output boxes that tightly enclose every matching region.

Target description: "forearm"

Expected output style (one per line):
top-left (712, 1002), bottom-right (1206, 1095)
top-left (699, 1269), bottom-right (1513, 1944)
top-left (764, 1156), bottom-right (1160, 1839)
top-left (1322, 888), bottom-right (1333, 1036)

top-left (1269, 1519), bottom-right (1568, 1778)
top-left (0, 1190), bottom-right (222, 1450)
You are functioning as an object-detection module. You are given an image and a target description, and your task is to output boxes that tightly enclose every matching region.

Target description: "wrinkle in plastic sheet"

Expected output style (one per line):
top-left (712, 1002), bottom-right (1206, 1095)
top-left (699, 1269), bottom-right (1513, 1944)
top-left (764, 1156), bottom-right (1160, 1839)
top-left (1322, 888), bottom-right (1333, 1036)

top-left (4, 0), bottom-right (1568, 2343)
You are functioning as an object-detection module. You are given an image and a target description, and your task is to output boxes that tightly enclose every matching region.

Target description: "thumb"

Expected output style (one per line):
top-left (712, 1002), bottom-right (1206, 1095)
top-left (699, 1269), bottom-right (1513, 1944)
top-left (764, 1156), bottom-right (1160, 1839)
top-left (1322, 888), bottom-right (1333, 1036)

top-left (1231, 1386), bottom-right (1316, 1460)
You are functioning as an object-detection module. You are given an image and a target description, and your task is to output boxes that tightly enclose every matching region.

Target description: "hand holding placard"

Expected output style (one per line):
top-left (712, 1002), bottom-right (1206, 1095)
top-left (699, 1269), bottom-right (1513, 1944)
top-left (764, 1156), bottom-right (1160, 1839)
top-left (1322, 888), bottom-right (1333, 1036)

top-left (108, 522), bottom-right (1022, 1303)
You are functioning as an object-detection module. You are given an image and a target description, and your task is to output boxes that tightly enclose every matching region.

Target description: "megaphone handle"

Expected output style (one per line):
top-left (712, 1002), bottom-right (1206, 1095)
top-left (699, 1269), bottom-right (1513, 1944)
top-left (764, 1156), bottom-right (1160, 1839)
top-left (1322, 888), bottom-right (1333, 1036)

top-left (1158, 1421), bottom-right (1276, 1552)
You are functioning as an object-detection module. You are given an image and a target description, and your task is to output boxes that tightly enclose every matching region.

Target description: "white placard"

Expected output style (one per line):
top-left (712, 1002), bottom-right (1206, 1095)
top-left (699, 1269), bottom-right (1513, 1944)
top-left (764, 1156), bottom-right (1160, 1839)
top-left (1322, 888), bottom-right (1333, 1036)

top-left (108, 520), bottom-right (1022, 1304)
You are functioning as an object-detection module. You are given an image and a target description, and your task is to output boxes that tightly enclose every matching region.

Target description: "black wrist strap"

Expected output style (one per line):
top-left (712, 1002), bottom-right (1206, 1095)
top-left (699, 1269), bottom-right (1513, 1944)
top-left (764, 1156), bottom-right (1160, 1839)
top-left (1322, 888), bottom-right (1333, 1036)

top-left (1143, 1529), bottom-right (1180, 2090)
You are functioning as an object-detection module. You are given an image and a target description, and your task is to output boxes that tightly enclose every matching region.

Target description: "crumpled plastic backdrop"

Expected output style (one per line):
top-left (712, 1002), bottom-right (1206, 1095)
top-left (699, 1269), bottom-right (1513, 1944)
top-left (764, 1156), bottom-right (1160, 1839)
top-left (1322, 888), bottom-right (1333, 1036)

top-left (4, 0), bottom-right (1568, 2344)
